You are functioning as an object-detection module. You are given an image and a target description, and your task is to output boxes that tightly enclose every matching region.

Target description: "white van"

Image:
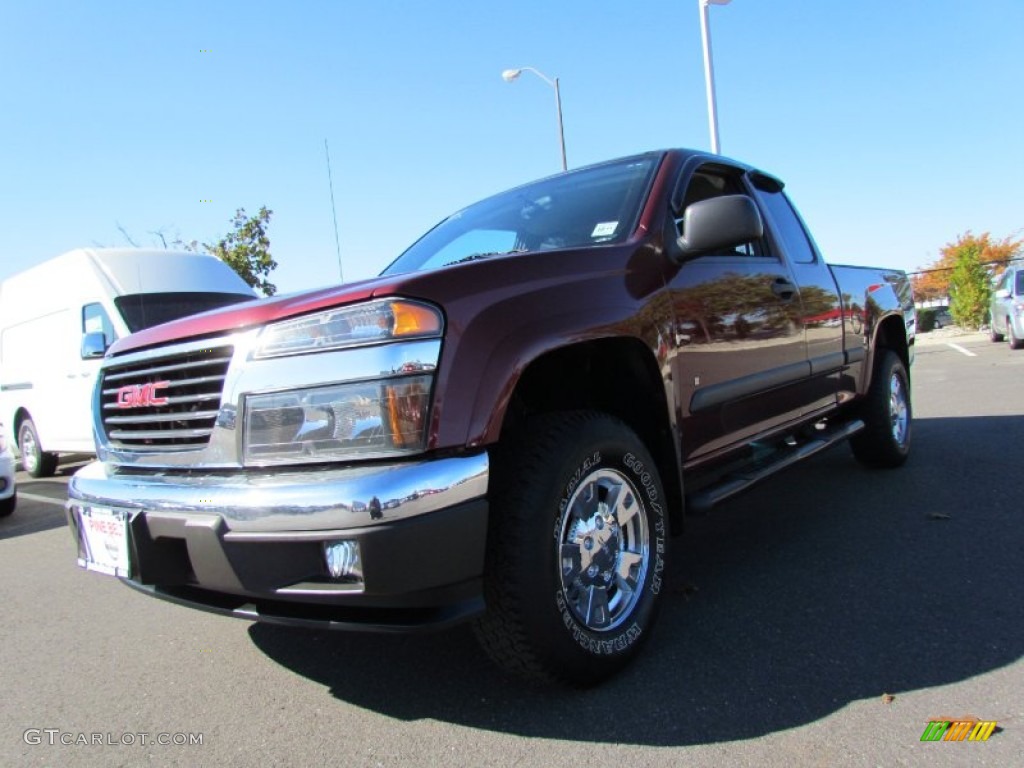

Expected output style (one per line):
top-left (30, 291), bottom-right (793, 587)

top-left (0, 248), bottom-right (257, 476)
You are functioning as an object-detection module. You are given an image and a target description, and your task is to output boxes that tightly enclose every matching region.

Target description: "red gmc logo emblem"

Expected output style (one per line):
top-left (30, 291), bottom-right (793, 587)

top-left (116, 381), bottom-right (171, 409)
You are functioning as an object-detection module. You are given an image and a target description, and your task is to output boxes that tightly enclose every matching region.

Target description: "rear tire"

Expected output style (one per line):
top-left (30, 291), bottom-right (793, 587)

top-left (851, 351), bottom-right (911, 468)
top-left (18, 419), bottom-right (58, 478)
top-left (990, 325), bottom-right (1005, 342)
top-left (474, 411), bottom-right (668, 686)
top-left (1008, 320), bottom-right (1024, 350)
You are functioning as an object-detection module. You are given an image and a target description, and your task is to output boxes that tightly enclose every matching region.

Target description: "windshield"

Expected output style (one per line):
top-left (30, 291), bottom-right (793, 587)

top-left (382, 155), bottom-right (659, 275)
top-left (114, 292), bottom-right (254, 333)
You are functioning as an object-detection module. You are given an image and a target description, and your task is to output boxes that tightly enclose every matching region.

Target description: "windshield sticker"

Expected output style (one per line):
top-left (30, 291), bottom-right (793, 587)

top-left (592, 221), bottom-right (618, 238)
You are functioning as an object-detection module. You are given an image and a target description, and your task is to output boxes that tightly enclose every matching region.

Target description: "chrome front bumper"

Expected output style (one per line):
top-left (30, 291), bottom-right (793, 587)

top-left (68, 451), bottom-right (488, 532)
top-left (66, 452), bottom-right (490, 630)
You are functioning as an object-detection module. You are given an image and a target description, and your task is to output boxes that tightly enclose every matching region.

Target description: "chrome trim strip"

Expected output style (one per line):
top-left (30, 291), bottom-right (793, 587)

top-left (68, 451), bottom-right (488, 533)
top-left (108, 427), bottom-right (212, 440)
top-left (274, 583), bottom-right (364, 595)
top-left (106, 410), bottom-right (219, 425)
top-left (102, 392), bottom-right (222, 410)
top-left (106, 336), bottom-right (242, 364)
top-left (101, 373), bottom-right (226, 394)
top-left (103, 355), bottom-right (233, 382)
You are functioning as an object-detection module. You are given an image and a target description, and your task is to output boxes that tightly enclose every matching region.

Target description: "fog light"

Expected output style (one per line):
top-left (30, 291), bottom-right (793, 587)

top-left (323, 540), bottom-right (363, 581)
top-left (0, 478), bottom-right (7, 493)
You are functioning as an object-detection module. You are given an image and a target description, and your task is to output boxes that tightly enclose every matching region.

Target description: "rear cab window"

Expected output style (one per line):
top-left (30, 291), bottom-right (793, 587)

top-left (751, 187), bottom-right (818, 265)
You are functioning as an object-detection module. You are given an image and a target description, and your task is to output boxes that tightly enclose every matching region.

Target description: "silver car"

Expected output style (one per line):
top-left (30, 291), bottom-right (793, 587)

top-left (990, 266), bottom-right (1024, 349)
top-left (0, 426), bottom-right (16, 517)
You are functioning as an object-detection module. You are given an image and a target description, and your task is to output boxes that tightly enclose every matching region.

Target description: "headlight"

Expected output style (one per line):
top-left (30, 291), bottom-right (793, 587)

top-left (244, 375), bottom-right (432, 464)
top-left (254, 299), bottom-right (443, 359)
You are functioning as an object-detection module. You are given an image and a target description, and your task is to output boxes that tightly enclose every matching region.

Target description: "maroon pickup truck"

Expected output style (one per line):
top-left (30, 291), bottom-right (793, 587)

top-left (67, 149), bottom-right (914, 684)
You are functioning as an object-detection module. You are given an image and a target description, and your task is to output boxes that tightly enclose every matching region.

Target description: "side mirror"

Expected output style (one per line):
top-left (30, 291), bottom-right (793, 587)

top-left (676, 194), bottom-right (764, 258)
top-left (994, 288), bottom-right (1011, 300)
top-left (81, 331), bottom-right (108, 359)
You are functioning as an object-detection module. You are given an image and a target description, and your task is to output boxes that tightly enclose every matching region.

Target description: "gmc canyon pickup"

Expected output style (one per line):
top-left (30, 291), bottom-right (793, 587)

top-left (67, 149), bottom-right (914, 684)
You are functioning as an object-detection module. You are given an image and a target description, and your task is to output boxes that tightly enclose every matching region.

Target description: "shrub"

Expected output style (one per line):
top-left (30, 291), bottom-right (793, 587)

top-left (917, 309), bottom-right (937, 333)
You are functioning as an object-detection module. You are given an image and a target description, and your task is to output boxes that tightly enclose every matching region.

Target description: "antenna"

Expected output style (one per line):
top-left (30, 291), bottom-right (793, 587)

top-left (324, 139), bottom-right (344, 283)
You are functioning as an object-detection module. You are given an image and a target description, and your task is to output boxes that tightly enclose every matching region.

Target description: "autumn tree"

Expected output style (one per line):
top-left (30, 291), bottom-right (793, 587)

top-left (947, 241), bottom-right (991, 330)
top-left (912, 231), bottom-right (1021, 304)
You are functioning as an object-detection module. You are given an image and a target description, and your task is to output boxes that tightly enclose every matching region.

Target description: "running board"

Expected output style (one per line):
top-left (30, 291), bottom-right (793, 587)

top-left (686, 419), bottom-right (865, 515)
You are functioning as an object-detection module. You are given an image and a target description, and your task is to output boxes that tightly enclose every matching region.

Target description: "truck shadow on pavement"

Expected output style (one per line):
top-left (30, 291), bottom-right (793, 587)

top-left (249, 414), bottom-right (1024, 746)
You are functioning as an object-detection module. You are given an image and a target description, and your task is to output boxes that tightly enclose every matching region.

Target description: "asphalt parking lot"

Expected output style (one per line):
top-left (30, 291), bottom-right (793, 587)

top-left (1, 331), bottom-right (1021, 767)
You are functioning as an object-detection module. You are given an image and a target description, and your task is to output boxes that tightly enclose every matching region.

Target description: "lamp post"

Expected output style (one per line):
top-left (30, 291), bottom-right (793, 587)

top-left (501, 67), bottom-right (567, 171)
top-left (699, 0), bottom-right (732, 154)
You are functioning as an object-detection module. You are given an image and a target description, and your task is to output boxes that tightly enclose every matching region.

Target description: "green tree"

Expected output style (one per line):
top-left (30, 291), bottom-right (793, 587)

top-left (205, 207), bottom-right (277, 296)
top-left (947, 241), bottom-right (990, 330)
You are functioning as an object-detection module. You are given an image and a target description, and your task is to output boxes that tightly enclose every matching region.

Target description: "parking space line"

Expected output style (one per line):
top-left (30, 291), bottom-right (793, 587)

top-left (17, 491), bottom-right (67, 508)
top-left (946, 343), bottom-right (977, 357)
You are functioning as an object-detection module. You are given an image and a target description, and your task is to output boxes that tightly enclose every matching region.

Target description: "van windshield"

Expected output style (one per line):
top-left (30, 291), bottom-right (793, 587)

top-left (114, 292), bottom-right (254, 333)
top-left (382, 155), bottom-right (659, 275)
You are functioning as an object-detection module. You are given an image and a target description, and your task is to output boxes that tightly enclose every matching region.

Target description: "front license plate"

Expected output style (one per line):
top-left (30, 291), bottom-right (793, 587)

top-left (78, 506), bottom-right (131, 577)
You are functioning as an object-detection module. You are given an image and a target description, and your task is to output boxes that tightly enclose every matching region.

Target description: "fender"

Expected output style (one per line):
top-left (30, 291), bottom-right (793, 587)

top-left (830, 264), bottom-right (914, 394)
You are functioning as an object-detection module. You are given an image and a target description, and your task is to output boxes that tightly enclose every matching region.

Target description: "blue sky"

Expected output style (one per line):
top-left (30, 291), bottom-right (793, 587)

top-left (2, 0), bottom-right (1021, 293)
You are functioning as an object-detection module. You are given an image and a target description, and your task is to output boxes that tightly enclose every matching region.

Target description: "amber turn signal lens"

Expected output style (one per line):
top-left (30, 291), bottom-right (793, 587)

top-left (384, 378), bottom-right (431, 448)
top-left (390, 301), bottom-right (443, 337)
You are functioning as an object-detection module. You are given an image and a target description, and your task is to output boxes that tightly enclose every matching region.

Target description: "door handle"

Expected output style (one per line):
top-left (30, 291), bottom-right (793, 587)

top-left (771, 279), bottom-right (797, 300)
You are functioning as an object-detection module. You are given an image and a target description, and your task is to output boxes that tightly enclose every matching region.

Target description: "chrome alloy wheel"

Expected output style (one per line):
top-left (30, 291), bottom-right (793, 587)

top-left (889, 372), bottom-right (909, 447)
top-left (557, 468), bottom-right (649, 632)
top-left (19, 424), bottom-right (38, 475)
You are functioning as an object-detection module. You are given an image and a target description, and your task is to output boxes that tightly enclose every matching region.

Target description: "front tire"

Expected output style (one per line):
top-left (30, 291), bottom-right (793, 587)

top-left (990, 325), bottom-right (1005, 342)
top-left (851, 350), bottom-right (911, 468)
top-left (0, 492), bottom-right (15, 518)
top-left (474, 411), bottom-right (668, 685)
top-left (18, 419), bottom-right (58, 478)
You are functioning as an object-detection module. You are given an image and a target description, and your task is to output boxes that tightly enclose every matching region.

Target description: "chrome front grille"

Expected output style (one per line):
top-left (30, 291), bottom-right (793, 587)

top-left (101, 346), bottom-right (233, 451)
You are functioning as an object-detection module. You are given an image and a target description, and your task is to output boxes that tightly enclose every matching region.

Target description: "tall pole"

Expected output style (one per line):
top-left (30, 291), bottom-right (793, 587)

top-left (553, 77), bottom-right (567, 171)
top-left (699, 0), bottom-right (722, 154)
top-left (324, 138), bottom-right (344, 282)
top-left (502, 67), bottom-right (567, 171)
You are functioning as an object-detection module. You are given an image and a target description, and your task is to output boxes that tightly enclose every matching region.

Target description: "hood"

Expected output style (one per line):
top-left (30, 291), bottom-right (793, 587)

top-left (107, 241), bottom-right (653, 357)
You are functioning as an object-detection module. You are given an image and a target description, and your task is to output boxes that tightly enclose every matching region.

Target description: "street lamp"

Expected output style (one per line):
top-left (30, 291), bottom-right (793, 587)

top-left (698, 0), bottom-right (732, 154)
top-left (501, 67), bottom-right (567, 171)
